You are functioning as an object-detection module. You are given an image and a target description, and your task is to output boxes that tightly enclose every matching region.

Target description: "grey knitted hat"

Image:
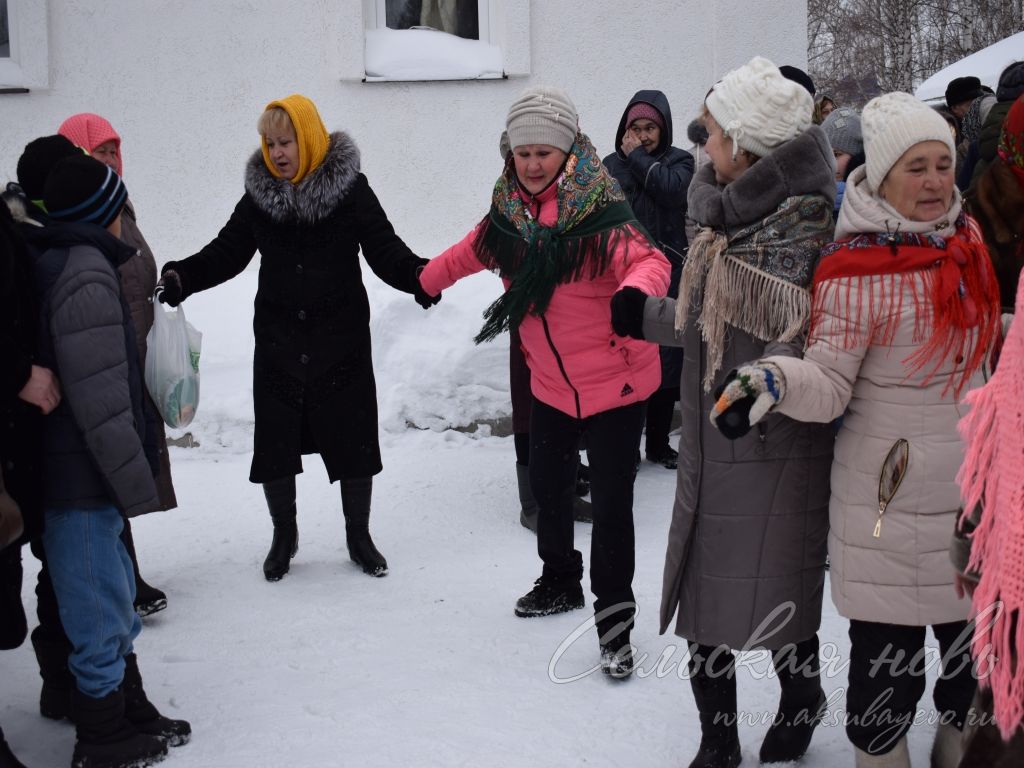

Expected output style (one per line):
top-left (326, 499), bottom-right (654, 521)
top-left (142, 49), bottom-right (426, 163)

top-left (821, 107), bottom-right (863, 156)
top-left (502, 86), bottom-right (578, 156)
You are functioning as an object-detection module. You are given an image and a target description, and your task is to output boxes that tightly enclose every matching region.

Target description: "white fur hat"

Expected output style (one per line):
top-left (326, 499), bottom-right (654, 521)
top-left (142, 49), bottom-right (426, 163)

top-left (705, 56), bottom-right (813, 158)
top-left (861, 92), bottom-right (956, 191)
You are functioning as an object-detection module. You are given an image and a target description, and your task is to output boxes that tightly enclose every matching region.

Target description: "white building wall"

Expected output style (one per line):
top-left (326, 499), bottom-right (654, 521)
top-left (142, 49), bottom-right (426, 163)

top-left (0, 0), bottom-right (807, 262)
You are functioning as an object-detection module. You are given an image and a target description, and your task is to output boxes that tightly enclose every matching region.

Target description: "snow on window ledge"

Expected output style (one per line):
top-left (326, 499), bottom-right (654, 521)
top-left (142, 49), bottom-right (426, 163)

top-left (363, 27), bottom-right (504, 82)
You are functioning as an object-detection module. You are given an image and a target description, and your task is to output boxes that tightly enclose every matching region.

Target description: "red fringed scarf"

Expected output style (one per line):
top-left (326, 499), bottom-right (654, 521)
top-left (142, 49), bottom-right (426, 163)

top-left (808, 216), bottom-right (1001, 397)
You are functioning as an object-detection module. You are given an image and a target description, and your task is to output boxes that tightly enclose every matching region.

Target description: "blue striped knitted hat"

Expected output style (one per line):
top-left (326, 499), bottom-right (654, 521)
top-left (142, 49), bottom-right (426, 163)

top-left (43, 154), bottom-right (127, 227)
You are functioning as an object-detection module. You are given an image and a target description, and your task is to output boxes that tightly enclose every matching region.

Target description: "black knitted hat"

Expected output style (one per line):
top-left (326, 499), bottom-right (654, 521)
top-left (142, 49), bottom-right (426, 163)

top-left (779, 65), bottom-right (816, 96)
top-left (945, 76), bottom-right (983, 108)
top-left (16, 135), bottom-right (81, 200)
top-left (997, 61), bottom-right (1024, 103)
top-left (43, 155), bottom-right (127, 228)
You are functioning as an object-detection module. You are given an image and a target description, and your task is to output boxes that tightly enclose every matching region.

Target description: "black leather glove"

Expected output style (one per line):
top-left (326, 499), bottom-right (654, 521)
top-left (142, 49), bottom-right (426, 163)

top-left (156, 269), bottom-right (183, 307)
top-left (412, 264), bottom-right (441, 310)
top-left (610, 286), bottom-right (648, 339)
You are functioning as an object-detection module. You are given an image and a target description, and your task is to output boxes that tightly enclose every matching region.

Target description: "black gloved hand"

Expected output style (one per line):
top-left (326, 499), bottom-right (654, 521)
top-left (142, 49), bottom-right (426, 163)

top-left (412, 263), bottom-right (441, 310)
top-left (610, 286), bottom-right (648, 339)
top-left (155, 269), bottom-right (183, 307)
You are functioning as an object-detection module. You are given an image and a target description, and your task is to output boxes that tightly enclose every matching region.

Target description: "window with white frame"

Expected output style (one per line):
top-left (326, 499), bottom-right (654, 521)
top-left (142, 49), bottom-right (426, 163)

top-left (379, 0), bottom-right (490, 42)
top-left (0, 0), bottom-right (49, 89)
top-left (363, 0), bottom-right (504, 81)
top-left (0, 0), bottom-right (10, 58)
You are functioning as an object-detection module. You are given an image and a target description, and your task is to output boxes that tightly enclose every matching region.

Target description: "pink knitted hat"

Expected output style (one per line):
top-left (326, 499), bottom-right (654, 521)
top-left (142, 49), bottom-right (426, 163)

top-left (625, 102), bottom-right (664, 131)
top-left (957, 270), bottom-right (1024, 739)
top-left (58, 113), bottom-right (122, 176)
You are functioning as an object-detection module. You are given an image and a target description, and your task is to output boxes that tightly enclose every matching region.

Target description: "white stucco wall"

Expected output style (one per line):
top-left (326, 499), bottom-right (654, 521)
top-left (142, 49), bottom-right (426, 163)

top-left (0, 0), bottom-right (807, 262)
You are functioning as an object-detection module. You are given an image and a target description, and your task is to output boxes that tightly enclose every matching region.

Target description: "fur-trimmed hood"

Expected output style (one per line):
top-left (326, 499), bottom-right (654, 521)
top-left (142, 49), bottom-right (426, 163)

top-left (245, 131), bottom-right (361, 225)
top-left (2, 186), bottom-right (43, 228)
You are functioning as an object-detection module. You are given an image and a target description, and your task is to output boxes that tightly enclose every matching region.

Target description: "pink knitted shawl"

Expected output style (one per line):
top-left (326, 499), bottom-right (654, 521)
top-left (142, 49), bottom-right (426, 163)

top-left (957, 279), bottom-right (1024, 739)
top-left (57, 113), bottom-right (122, 176)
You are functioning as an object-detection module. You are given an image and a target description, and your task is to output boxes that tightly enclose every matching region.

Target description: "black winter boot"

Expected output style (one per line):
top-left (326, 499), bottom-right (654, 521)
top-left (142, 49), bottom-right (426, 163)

top-left (262, 477), bottom-right (298, 582)
top-left (120, 518), bottom-right (167, 617)
top-left (122, 654), bottom-right (191, 747)
top-left (31, 630), bottom-right (75, 722)
top-left (340, 477), bottom-right (387, 577)
top-left (598, 615), bottom-right (635, 680)
top-left (516, 463), bottom-right (538, 532)
top-left (514, 578), bottom-right (585, 617)
top-left (688, 650), bottom-right (742, 768)
top-left (71, 688), bottom-right (167, 768)
top-left (759, 638), bottom-right (827, 763)
top-left (0, 723), bottom-right (27, 768)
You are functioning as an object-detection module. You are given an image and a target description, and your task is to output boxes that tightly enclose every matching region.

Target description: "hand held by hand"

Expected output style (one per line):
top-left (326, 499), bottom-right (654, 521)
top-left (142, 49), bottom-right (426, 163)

top-left (709, 363), bottom-right (785, 440)
top-left (413, 264), bottom-right (441, 310)
top-left (610, 286), bottom-right (648, 339)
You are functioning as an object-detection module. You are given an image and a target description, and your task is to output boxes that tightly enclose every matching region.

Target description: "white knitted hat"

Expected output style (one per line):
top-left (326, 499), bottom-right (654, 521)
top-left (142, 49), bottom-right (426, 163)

top-left (705, 56), bottom-right (813, 158)
top-left (861, 92), bottom-right (956, 191)
top-left (503, 86), bottom-right (578, 155)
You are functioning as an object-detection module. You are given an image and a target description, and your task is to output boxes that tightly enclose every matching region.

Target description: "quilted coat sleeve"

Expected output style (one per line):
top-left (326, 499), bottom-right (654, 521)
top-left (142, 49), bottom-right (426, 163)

top-left (765, 276), bottom-right (873, 423)
top-left (50, 251), bottom-right (157, 516)
top-left (418, 225), bottom-right (488, 297)
top-left (640, 295), bottom-right (683, 348)
top-left (612, 226), bottom-right (671, 296)
top-left (624, 148), bottom-right (694, 209)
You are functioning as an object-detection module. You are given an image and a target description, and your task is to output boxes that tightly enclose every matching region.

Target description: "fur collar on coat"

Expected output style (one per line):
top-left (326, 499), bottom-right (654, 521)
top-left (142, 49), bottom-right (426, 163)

top-left (244, 131), bottom-right (360, 225)
top-left (687, 125), bottom-right (836, 236)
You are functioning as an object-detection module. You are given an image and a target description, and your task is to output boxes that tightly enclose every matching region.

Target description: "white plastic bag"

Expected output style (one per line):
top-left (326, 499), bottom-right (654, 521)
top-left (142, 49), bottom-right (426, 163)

top-left (145, 295), bottom-right (202, 428)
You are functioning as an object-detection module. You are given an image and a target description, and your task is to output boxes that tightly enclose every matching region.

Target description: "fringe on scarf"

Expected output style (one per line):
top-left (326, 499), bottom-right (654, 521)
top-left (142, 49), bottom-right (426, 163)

top-left (677, 227), bottom-right (812, 391)
top-left (956, 331), bottom-right (1024, 739)
top-left (471, 211), bottom-right (630, 344)
top-left (809, 227), bottom-right (1000, 399)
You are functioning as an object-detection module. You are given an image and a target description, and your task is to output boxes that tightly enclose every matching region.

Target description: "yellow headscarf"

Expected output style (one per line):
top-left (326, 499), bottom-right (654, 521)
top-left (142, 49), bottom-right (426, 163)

top-left (260, 94), bottom-right (330, 185)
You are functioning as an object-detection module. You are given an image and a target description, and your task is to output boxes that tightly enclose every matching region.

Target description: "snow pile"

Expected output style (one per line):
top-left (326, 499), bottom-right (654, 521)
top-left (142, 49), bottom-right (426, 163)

top-left (364, 27), bottom-right (503, 81)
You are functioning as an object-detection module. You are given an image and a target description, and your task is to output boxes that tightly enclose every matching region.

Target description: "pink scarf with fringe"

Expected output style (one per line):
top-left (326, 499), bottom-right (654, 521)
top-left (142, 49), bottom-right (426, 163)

top-left (957, 278), bottom-right (1024, 739)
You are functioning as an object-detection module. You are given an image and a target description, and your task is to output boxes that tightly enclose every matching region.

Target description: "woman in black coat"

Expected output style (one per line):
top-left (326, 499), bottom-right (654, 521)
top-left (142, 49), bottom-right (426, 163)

top-left (158, 94), bottom-right (437, 582)
top-left (602, 90), bottom-right (694, 468)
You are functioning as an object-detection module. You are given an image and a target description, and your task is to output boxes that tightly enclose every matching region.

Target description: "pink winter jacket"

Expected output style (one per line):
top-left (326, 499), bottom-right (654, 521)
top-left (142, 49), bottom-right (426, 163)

top-left (420, 183), bottom-right (670, 419)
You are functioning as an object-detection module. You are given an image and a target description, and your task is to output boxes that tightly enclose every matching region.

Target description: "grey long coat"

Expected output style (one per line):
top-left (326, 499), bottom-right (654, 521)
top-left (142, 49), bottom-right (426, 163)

top-left (642, 127), bottom-right (837, 650)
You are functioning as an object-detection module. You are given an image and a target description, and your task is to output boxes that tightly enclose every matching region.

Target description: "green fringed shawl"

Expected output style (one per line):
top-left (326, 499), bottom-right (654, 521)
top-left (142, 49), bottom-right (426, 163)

top-left (472, 132), bottom-right (654, 344)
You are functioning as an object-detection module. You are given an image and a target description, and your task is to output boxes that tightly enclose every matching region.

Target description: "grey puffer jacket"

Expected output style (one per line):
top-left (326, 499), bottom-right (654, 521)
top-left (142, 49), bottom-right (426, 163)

top-left (641, 126), bottom-right (837, 650)
top-left (30, 221), bottom-right (157, 517)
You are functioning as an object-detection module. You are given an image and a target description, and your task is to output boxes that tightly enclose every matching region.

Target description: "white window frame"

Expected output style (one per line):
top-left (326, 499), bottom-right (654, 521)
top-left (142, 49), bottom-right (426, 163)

top-left (371, 0), bottom-right (497, 44)
top-left (0, 0), bottom-right (49, 89)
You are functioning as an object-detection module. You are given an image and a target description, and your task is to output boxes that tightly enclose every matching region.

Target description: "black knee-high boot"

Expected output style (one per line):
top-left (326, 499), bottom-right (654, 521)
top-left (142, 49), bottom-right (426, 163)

top-left (262, 476), bottom-right (298, 582)
top-left (119, 517), bottom-right (167, 616)
top-left (760, 635), bottom-right (827, 763)
top-left (340, 477), bottom-right (387, 577)
top-left (688, 646), bottom-right (742, 768)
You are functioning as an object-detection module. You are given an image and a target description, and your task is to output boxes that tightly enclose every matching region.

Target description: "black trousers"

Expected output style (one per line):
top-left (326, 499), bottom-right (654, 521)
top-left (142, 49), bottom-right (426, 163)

top-left (644, 386), bottom-right (679, 455)
top-left (529, 397), bottom-right (643, 637)
top-left (846, 619), bottom-right (977, 755)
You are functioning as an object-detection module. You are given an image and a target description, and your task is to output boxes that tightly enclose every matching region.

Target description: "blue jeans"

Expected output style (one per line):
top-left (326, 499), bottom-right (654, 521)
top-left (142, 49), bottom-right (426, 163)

top-left (42, 506), bottom-right (140, 698)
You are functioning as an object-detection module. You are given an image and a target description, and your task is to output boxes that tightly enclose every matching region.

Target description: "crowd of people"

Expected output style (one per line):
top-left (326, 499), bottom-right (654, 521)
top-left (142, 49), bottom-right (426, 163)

top-left (1, 52), bottom-right (1023, 768)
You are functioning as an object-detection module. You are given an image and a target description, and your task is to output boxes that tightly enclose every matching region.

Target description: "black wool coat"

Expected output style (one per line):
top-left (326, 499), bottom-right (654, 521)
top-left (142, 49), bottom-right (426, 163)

top-left (165, 132), bottom-right (425, 484)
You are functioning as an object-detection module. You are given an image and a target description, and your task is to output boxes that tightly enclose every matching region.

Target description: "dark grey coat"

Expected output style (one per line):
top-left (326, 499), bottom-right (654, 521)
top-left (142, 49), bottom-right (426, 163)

top-left (641, 127), bottom-right (837, 650)
top-left (31, 222), bottom-right (158, 518)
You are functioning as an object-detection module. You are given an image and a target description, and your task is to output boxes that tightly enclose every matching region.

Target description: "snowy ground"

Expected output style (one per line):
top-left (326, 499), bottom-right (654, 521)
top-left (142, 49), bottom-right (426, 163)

top-left (1, 270), bottom-right (953, 767)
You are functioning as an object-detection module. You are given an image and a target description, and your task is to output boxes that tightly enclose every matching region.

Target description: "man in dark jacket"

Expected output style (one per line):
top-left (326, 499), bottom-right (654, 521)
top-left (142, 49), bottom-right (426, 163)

top-left (603, 90), bottom-right (694, 469)
top-left (32, 154), bottom-right (190, 768)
